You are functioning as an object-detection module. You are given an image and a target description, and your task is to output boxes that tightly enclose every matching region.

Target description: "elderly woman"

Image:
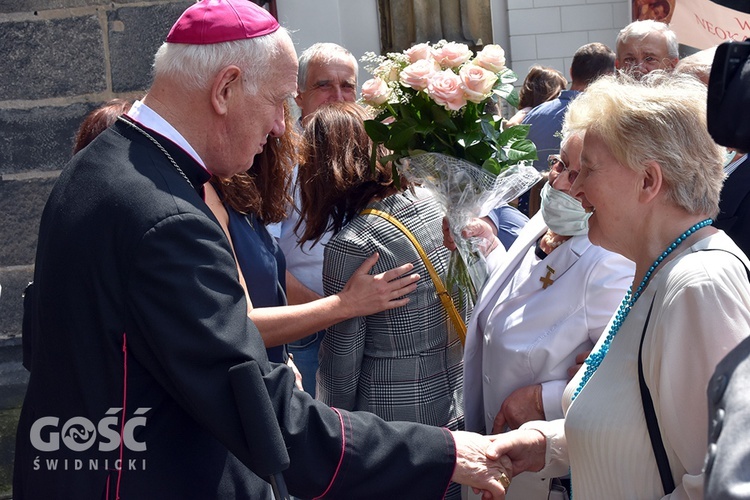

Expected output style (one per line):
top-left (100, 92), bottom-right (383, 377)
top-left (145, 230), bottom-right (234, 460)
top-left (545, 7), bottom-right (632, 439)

top-left (485, 73), bottom-right (750, 500)
top-left (455, 130), bottom-right (633, 500)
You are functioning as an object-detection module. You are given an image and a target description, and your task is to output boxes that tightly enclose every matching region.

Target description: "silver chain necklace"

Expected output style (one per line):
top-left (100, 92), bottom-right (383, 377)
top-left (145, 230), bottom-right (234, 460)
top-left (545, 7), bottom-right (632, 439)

top-left (117, 116), bottom-right (195, 189)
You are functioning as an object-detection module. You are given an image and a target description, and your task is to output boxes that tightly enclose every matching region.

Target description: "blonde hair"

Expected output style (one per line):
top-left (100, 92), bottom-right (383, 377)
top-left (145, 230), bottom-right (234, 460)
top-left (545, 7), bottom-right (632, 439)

top-left (564, 72), bottom-right (723, 216)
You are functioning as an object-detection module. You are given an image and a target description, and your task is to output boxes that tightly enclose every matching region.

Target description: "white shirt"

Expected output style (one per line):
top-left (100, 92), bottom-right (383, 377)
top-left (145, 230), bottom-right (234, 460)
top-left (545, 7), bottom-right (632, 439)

top-left (266, 166), bottom-right (331, 296)
top-left (126, 100), bottom-right (207, 172)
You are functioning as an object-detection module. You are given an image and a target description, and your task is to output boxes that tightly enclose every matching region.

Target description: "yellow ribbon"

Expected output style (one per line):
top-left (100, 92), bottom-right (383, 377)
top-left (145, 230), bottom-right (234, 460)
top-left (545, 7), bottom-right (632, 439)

top-left (361, 208), bottom-right (467, 345)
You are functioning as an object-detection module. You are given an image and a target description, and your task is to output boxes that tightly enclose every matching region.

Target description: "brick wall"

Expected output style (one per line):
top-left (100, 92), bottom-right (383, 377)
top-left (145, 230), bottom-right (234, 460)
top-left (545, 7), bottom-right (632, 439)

top-left (0, 1), bottom-right (190, 494)
top-left (506, 0), bottom-right (630, 82)
top-left (0, 0), bottom-right (192, 340)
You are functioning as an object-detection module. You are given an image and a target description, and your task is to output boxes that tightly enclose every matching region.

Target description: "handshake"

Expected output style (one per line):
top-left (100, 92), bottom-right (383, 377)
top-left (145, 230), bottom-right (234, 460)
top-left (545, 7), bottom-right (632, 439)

top-left (450, 429), bottom-right (547, 500)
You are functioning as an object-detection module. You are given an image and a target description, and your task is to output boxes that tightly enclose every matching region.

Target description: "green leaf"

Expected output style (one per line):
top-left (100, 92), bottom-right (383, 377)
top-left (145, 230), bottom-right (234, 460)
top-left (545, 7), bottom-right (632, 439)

top-left (492, 83), bottom-right (515, 100)
top-left (364, 119), bottom-right (390, 143)
top-left (385, 120), bottom-right (416, 151)
top-left (498, 124), bottom-right (530, 143)
top-left (498, 68), bottom-right (518, 85)
top-left (457, 131), bottom-right (482, 148)
top-left (431, 105), bottom-right (457, 131)
top-left (481, 157), bottom-right (502, 175)
top-left (465, 141), bottom-right (494, 166)
top-left (374, 108), bottom-right (392, 122)
top-left (480, 117), bottom-right (501, 142)
top-left (494, 147), bottom-right (509, 163)
top-left (380, 153), bottom-right (401, 164)
top-left (504, 88), bottom-right (520, 110)
top-left (414, 121), bottom-right (436, 134)
top-left (506, 139), bottom-right (538, 162)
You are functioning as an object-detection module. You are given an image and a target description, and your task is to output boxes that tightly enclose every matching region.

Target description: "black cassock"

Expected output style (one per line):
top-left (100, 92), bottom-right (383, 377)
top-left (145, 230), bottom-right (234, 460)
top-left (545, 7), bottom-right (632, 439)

top-left (14, 118), bottom-right (455, 499)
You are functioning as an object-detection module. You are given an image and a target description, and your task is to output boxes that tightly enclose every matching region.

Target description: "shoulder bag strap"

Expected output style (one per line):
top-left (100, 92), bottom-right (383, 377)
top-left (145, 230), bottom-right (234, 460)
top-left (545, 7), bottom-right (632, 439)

top-left (361, 208), bottom-right (467, 345)
top-left (638, 295), bottom-right (675, 495)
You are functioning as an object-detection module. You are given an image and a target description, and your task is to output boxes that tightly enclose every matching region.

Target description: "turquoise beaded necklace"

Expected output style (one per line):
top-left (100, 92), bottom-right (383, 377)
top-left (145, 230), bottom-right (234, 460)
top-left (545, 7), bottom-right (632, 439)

top-left (571, 218), bottom-right (713, 401)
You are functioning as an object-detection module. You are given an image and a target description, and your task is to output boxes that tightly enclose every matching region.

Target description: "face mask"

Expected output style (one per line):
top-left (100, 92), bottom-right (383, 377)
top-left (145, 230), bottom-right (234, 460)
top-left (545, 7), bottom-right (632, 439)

top-left (539, 182), bottom-right (591, 236)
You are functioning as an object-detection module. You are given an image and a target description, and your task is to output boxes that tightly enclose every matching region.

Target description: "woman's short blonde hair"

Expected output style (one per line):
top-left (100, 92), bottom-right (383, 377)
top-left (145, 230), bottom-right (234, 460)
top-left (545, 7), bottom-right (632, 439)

top-left (564, 72), bottom-right (723, 217)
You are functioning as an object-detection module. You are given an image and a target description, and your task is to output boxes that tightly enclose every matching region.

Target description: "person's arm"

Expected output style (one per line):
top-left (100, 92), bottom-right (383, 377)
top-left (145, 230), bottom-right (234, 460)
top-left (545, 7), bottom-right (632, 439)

top-left (537, 250), bottom-right (634, 418)
top-left (316, 312), bottom-right (366, 409)
top-left (249, 252), bottom-right (418, 347)
top-left (485, 424), bottom-right (554, 480)
top-left (127, 212), bottom-right (462, 499)
top-left (495, 249), bottom-right (635, 428)
top-left (491, 384), bottom-right (546, 432)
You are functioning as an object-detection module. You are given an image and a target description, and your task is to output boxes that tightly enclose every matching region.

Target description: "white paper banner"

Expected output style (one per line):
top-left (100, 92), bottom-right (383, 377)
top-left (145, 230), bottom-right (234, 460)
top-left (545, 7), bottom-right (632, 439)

top-left (633, 0), bottom-right (750, 49)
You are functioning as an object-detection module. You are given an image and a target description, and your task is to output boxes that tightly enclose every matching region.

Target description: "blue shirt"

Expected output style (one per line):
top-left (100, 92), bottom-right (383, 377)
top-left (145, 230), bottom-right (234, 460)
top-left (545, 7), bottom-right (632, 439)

top-left (522, 90), bottom-right (581, 171)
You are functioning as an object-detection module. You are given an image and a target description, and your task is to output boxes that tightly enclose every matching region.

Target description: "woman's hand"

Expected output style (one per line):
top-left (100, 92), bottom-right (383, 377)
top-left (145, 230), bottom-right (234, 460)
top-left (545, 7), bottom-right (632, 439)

top-left (337, 252), bottom-right (420, 318)
top-left (485, 428), bottom-right (547, 480)
top-left (492, 384), bottom-right (545, 433)
top-left (442, 216), bottom-right (500, 255)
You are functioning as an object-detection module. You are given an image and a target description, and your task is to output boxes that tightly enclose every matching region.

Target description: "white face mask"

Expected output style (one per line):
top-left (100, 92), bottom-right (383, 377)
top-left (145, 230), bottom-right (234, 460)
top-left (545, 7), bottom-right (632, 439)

top-left (539, 182), bottom-right (591, 236)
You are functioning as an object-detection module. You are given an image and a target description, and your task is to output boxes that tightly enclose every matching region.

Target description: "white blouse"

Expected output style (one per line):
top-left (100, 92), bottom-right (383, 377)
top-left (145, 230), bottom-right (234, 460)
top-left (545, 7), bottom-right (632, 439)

top-left (524, 232), bottom-right (750, 500)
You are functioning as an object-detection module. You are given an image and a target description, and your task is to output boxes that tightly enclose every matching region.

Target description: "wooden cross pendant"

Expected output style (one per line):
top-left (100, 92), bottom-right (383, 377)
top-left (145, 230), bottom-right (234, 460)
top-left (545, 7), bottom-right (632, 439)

top-left (540, 265), bottom-right (556, 289)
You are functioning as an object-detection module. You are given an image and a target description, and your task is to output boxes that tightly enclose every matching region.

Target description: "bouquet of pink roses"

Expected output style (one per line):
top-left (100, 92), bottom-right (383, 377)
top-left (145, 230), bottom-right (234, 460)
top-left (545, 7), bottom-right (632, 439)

top-left (360, 41), bottom-right (540, 306)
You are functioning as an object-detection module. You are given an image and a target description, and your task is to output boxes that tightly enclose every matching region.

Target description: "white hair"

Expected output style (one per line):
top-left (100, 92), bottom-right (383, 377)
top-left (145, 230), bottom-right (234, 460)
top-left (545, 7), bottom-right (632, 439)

top-left (297, 42), bottom-right (358, 91)
top-left (616, 20), bottom-right (679, 60)
top-left (153, 27), bottom-right (291, 94)
top-left (565, 72), bottom-right (723, 216)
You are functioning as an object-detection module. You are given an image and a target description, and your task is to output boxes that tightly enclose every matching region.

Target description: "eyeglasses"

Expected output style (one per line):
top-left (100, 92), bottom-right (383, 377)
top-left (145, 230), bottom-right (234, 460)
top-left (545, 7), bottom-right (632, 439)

top-left (547, 154), bottom-right (579, 184)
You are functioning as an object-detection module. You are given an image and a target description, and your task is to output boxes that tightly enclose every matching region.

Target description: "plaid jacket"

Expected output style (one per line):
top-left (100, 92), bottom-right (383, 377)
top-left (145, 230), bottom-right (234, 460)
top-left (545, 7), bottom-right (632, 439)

top-left (318, 189), bottom-right (464, 431)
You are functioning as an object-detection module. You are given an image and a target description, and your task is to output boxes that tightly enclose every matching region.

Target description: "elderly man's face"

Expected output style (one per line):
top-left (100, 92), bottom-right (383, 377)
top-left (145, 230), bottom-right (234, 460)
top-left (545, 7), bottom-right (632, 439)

top-left (215, 35), bottom-right (298, 178)
top-left (616, 32), bottom-right (678, 78)
top-left (295, 55), bottom-right (357, 121)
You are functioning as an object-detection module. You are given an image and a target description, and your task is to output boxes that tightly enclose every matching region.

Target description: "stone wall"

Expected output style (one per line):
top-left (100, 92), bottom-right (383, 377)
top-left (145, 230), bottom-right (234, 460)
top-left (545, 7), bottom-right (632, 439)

top-left (0, 1), bottom-right (191, 495)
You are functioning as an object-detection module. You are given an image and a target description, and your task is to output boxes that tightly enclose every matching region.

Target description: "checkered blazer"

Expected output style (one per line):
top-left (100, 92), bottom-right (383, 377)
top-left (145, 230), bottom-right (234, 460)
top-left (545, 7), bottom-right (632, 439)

top-left (318, 189), bottom-right (464, 431)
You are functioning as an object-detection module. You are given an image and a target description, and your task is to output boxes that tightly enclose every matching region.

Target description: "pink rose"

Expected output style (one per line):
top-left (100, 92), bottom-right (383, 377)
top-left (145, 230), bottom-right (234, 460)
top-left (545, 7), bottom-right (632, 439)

top-left (459, 65), bottom-right (498, 103)
top-left (432, 42), bottom-right (472, 68)
top-left (400, 59), bottom-right (440, 91)
top-left (361, 77), bottom-right (391, 106)
top-left (473, 44), bottom-right (506, 73)
top-left (375, 61), bottom-right (400, 83)
top-left (427, 70), bottom-right (467, 111)
top-left (405, 43), bottom-right (433, 63)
